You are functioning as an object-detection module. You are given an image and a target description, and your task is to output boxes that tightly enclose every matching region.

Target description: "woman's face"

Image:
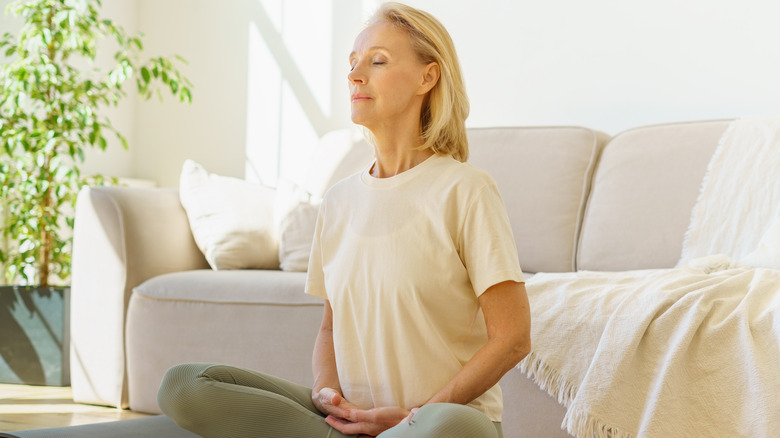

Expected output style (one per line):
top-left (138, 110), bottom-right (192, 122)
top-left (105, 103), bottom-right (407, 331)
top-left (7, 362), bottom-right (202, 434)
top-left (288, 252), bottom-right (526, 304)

top-left (348, 21), bottom-right (436, 132)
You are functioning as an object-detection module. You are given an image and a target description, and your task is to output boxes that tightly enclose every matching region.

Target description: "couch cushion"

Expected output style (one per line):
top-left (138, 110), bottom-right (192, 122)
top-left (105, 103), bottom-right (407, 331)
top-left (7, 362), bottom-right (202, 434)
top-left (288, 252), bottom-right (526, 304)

top-left (577, 119), bottom-right (732, 271)
top-left (128, 270), bottom-right (322, 414)
top-left (134, 270), bottom-right (317, 305)
top-left (468, 127), bottom-right (609, 273)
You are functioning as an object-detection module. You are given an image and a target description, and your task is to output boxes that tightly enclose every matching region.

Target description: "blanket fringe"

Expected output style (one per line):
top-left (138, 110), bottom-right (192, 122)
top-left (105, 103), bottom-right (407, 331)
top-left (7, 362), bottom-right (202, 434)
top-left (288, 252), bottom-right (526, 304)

top-left (565, 406), bottom-right (635, 438)
top-left (516, 351), bottom-right (578, 407)
top-left (518, 353), bottom-right (636, 437)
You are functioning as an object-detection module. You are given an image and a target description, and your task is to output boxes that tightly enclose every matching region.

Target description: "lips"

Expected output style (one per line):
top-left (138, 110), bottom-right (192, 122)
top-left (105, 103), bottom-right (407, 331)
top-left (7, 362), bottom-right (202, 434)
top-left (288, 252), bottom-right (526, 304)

top-left (351, 93), bottom-right (371, 102)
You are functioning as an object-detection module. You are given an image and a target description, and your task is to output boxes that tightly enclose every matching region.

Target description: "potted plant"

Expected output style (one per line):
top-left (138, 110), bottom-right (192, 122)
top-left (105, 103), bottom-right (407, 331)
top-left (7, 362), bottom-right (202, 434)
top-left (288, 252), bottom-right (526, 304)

top-left (0, 0), bottom-right (192, 385)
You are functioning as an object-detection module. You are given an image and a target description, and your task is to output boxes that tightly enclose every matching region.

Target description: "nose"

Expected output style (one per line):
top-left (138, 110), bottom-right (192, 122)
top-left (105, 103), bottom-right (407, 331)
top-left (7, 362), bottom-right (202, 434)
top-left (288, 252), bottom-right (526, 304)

top-left (348, 64), bottom-right (365, 85)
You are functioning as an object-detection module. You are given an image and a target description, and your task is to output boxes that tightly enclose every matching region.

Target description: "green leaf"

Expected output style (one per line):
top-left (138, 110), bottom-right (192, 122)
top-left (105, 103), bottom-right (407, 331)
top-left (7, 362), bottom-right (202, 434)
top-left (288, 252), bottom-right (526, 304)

top-left (181, 87), bottom-right (192, 103)
top-left (116, 132), bottom-right (128, 150)
top-left (0, 0), bottom-right (192, 286)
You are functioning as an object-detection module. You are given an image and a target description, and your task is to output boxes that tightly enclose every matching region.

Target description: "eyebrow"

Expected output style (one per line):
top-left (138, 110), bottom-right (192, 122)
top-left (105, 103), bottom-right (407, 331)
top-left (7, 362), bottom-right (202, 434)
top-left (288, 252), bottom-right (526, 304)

top-left (349, 46), bottom-right (391, 59)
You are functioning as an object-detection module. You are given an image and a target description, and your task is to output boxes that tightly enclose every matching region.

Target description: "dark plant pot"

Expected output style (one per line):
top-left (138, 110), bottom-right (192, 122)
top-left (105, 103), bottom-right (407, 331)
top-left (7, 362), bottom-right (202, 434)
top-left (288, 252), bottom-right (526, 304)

top-left (0, 285), bottom-right (70, 386)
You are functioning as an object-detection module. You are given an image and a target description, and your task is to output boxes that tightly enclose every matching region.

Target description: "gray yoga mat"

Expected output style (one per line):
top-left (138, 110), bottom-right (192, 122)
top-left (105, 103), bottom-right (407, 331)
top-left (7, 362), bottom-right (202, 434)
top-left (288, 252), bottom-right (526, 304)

top-left (0, 415), bottom-right (199, 438)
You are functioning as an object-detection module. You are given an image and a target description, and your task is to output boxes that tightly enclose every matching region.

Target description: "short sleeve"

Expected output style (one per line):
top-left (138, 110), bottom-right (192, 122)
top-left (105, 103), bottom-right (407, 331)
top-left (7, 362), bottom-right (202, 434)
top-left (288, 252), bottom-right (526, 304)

top-left (460, 183), bottom-right (525, 297)
top-left (305, 201), bottom-right (327, 299)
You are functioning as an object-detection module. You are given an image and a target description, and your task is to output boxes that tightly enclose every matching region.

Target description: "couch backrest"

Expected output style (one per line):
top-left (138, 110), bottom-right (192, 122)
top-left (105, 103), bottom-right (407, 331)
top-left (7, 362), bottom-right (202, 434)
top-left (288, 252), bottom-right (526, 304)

top-left (577, 119), bottom-right (732, 271)
top-left (468, 126), bottom-right (610, 273)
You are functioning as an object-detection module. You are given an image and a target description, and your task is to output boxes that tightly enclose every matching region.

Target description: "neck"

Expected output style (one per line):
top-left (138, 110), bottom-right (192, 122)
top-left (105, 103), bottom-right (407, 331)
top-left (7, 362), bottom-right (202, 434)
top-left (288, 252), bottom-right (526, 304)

top-left (369, 130), bottom-right (434, 178)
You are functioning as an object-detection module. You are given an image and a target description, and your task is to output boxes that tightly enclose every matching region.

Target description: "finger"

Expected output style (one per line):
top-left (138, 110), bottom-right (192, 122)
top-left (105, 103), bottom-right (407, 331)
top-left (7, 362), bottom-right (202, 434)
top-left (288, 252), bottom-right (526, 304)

top-left (324, 415), bottom-right (345, 431)
top-left (316, 389), bottom-right (329, 406)
top-left (324, 403), bottom-right (350, 419)
top-left (346, 408), bottom-right (370, 423)
top-left (334, 422), bottom-right (372, 435)
top-left (318, 389), bottom-right (345, 415)
top-left (325, 416), bottom-right (369, 435)
top-left (319, 388), bottom-right (338, 404)
top-left (324, 415), bottom-right (345, 427)
top-left (404, 407), bottom-right (420, 425)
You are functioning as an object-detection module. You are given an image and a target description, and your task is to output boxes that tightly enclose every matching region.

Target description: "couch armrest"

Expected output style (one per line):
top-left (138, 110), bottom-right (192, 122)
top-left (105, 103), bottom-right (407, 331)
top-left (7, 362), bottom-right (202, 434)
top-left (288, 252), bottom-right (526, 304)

top-left (69, 186), bottom-right (209, 409)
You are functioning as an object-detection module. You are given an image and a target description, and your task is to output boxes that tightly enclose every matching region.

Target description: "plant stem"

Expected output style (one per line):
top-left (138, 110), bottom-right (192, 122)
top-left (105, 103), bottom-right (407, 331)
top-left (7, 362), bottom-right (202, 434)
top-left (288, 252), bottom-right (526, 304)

top-left (48, 4), bottom-right (56, 62)
top-left (37, 4), bottom-right (58, 288)
top-left (39, 201), bottom-right (51, 288)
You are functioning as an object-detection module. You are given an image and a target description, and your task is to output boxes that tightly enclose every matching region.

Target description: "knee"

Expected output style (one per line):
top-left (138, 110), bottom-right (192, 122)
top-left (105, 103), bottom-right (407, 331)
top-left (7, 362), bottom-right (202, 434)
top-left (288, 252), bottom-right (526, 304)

top-left (157, 363), bottom-right (198, 412)
top-left (157, 363), bottom-right (213, 430)
top-left (414, 403), bottom-right (498, 438)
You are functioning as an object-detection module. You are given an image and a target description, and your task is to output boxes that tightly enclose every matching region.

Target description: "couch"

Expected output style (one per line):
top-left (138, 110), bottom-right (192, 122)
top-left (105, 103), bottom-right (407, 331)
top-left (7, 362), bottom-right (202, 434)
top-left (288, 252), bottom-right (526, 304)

top-left (69, 119), bottom-right (734, 437)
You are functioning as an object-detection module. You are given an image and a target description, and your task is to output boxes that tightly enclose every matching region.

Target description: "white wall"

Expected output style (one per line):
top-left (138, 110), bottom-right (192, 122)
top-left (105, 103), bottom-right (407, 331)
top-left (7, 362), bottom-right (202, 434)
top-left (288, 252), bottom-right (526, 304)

top-left (4, 0), bottom-right (780, 188)
top-left (0, 0), bottom-right (138, 180)
top-left (131, 0), bottom-right (367, 188)
top-left (410, 0), bottom-right (780, 131)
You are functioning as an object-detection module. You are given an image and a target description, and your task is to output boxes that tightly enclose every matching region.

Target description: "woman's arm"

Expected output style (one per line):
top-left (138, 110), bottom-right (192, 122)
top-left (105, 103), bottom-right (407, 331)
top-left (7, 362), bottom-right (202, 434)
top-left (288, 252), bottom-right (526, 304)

top-left (313, 299), bottom-right (410, 436)
top-left (311, 299), bottom-right (344, 413)
top-left (323, 282), bottom-right (529, 435)
top-left (312, 300), bottom-right (390, 435)
top-left (327, 280), bottom-right (530, 435)
top-left (426, 280), bottom-right (531, 405)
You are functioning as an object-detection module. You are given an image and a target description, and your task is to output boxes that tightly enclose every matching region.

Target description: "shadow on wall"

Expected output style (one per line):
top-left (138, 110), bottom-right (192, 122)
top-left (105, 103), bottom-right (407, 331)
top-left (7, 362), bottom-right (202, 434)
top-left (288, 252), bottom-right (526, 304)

top-left (247, 0), bottom-right (336, 138)
top-left (0, 286), bottom-right (70, 386)
top-left (244, 0), bottom-right (365, 187)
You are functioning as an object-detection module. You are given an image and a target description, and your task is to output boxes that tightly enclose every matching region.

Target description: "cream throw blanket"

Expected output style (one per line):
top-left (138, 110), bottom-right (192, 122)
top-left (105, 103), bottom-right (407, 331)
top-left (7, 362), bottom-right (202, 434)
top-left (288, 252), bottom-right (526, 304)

top-left (519, 117), bottom-right (780, 437)
top-left (680, 116), bottom-right (780, 267)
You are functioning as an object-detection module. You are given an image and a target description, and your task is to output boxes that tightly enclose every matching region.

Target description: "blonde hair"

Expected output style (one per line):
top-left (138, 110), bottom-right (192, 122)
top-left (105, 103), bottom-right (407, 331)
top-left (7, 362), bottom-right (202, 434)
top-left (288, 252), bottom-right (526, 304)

top-left (367, 2), bottom-right (470, 162)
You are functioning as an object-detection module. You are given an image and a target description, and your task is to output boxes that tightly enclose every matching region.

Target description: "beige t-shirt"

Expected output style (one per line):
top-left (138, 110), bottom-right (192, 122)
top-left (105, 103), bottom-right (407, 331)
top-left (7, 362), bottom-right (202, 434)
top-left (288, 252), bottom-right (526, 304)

top-left (305, 154), bottom-right (524, 422)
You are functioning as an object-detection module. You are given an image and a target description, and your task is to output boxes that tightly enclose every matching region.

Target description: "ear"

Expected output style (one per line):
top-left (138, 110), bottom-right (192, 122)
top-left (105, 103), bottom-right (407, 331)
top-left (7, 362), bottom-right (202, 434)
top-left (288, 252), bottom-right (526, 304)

top-left (418, 62), bottom-right (440, 95)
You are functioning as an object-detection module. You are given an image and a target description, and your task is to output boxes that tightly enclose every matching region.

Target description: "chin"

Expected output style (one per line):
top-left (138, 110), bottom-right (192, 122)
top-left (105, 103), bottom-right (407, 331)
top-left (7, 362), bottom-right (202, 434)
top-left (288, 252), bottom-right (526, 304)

top-left (350, 114), bottom-right (370, 128)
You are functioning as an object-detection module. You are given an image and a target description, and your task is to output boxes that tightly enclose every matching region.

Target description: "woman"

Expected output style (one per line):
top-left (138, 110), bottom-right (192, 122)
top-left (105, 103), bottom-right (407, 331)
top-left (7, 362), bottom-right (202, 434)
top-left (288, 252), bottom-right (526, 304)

top-left (158, 3), bottom-right (531, 437)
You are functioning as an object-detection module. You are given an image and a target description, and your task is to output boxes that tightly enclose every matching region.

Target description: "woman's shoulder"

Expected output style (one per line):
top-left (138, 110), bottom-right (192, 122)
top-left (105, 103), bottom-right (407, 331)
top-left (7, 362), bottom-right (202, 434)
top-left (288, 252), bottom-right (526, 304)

top-left (320, 169), bottom-right (365, 202)
top-left (434, 154), bottom-right (498, 189)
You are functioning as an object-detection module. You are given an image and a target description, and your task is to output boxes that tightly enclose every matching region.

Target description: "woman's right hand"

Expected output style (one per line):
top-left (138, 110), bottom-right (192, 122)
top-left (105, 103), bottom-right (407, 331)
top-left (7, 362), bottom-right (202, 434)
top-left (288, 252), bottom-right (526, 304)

top-left (313, 387), bottom-right (361, 419)
top-left (315, 388), bottom-right (411, 436)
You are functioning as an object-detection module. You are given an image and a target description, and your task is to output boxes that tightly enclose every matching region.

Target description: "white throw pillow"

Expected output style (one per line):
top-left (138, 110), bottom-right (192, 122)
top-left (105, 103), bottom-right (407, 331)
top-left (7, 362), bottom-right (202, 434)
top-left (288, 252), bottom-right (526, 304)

top-left (278, 201), bottom-right (320, 272)
top-left (741, 218), bottom-right (780, 270)
top-left (274, 179), bottom-right (320, 272)
top-left (179, 160), bottom-right (279, 270)
top-left (272, 129), bottom-right (371, 272)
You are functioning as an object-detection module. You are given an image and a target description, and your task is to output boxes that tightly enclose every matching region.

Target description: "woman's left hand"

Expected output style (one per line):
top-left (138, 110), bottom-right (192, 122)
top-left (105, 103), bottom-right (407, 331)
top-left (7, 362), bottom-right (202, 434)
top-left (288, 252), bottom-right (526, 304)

top-left (324, 406), bottom-right (411, 436)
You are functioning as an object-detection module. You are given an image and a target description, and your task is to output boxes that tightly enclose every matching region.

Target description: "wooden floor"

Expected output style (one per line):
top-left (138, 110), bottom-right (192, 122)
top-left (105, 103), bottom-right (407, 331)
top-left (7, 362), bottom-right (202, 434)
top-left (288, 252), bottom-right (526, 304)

top-left (0, 384), bottom-right (151, 432)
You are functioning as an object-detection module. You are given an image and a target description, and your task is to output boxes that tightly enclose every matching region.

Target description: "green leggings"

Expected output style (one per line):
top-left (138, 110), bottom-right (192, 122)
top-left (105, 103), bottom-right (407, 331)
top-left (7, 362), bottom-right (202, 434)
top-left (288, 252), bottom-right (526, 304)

top-left (158, 363), bottom-right (503, 438)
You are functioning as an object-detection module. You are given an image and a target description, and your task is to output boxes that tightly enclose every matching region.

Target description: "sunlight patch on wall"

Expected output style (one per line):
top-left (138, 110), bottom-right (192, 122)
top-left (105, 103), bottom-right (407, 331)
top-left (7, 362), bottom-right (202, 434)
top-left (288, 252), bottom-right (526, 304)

top-left (245, 0), bottom-right (335, 187)
top-left (279, 81), bottom-right (319, 185)
top-left (246, 20), bottom-right (282, 186)
top-left (282, 0), bottom-right (332, 120)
